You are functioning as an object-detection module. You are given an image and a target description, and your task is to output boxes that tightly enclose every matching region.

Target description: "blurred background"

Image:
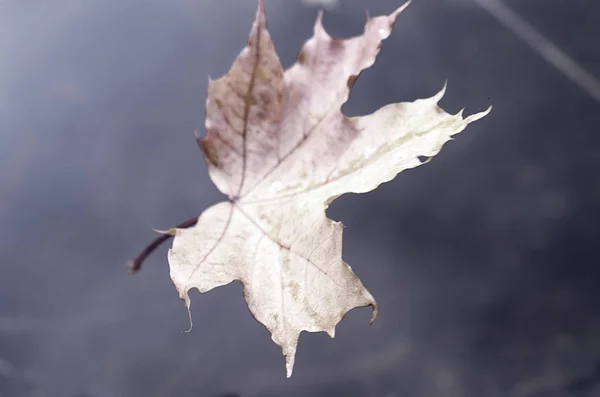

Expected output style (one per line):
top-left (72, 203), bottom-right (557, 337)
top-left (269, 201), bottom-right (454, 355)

top-left (1, 0), bottom-right (599, 396)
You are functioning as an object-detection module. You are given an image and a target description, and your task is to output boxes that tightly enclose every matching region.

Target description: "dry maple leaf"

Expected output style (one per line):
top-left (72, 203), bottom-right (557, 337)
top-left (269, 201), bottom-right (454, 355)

top-left (130, 0), bottom-right (490, 377)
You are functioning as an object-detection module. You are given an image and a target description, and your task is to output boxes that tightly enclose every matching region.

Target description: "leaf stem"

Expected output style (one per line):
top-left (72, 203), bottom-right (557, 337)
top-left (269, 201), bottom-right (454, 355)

top-left (127, 216), bottom-right (199, 274)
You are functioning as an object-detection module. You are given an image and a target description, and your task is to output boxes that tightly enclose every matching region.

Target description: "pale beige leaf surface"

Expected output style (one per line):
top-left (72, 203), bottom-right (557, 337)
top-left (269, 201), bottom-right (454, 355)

top-left (168, 0), bottom-right (490, 377)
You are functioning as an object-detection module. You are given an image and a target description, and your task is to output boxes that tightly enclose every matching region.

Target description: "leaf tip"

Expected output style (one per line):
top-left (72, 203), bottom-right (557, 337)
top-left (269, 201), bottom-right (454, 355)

top-left (280, 338), bottom-right (299, 378)
top-left (182, 292), bottom-right (194, 333)
top-left (313, 9), bottom-right (330, 39)
top-left (255, 0), bottom-right (266, 26)
top-left (429, 81), bottom-right (448, 103)
top-left (482, 104), bottom-right (493, 117)
top-left (285, 354), bottom-right (295, 378)
top-left (391, 0), bottom-right (412, 19)
top-left (464, 105), bottom-right (492, 124)
top-left (369, 301), bottom-right (379, 325)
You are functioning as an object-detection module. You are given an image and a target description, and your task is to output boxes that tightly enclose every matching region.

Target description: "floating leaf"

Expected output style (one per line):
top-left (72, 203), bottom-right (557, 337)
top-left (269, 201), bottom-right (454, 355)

top-left (139, 0), bottom-right (490, 377)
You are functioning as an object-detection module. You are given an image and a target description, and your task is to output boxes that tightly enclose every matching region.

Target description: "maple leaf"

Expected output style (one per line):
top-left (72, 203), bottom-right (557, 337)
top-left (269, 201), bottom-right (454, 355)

top-left (130, 0), bottom-right (490, 377)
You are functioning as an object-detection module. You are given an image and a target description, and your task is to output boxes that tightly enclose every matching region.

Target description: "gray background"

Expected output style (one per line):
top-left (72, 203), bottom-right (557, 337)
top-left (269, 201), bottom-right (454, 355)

top-left (1, 0), bottom-right (599, 396)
